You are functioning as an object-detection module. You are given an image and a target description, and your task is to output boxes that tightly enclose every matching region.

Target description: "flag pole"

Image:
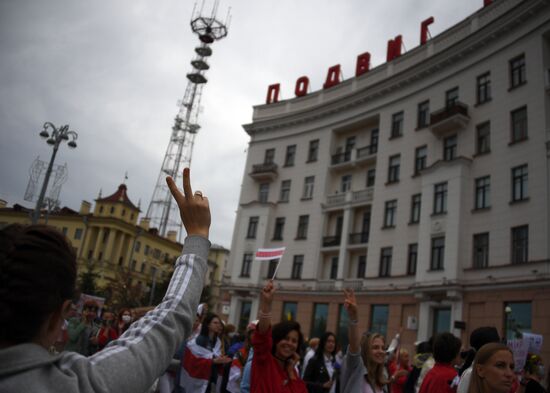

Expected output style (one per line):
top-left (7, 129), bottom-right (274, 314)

top-left (271, 257), bottom-right (282, 281)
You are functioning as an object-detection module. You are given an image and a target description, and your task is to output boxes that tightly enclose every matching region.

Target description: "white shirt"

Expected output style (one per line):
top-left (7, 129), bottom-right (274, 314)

top-left (457, 366), bottom-right (472, 393)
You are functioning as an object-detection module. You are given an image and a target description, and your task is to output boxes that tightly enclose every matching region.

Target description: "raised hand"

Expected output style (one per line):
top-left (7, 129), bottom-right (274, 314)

top-left (166, 167), bottom-right (211, 239)
top-left (343, 288), bottom-right (358, 321)
top-left (260, 280), bottom-right (275, 311)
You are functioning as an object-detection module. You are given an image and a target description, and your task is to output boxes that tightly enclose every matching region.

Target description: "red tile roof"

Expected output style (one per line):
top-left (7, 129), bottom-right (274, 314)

top-left (96, 184), bottom-right (140, 211)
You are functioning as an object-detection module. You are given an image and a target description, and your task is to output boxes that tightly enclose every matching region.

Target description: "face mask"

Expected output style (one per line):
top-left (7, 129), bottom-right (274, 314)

top-left (122, 315), bottom-right (132, 323)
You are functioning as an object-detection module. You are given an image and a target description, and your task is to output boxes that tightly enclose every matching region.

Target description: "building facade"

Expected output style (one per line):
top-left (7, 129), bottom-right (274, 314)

top-left (223, 0), bottom-right (550, 362)
top-left (0, 183), bottom-right (225, 308)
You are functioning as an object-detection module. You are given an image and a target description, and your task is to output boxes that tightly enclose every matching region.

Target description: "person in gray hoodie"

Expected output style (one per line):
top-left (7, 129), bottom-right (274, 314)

top-left (0, 167), bottom-right (211, 393)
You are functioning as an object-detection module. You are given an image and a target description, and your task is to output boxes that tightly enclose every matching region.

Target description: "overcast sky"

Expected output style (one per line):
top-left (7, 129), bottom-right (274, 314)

top-left (0, 0), bottom-right (482, 247)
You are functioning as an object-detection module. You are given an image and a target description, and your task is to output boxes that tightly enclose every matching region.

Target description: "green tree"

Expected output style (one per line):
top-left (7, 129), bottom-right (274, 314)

top-left (78, 264), bottom-right (99, 295)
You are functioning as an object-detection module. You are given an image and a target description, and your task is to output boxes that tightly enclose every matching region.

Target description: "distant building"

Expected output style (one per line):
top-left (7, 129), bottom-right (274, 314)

top-left (0, 184), bottom-right (225, 309)
top-left (223, 0), bottom-right (550, 364)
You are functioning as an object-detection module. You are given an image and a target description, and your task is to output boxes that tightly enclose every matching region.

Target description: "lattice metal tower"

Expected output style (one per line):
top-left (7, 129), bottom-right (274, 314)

top-left (146, 1), bottom-right (229, 238)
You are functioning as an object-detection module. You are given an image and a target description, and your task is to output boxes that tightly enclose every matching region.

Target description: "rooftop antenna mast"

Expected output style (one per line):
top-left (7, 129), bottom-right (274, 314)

top-left (146, 0), bottom-right (229, 239)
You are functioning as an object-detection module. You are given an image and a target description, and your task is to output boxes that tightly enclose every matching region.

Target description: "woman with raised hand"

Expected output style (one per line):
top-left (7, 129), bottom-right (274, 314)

top-left (340, 288), bottom-right (389, 393)
top-left (251, 280), bottom-right (307, 393)
top-left (0, 168), bottom-right (211, 393)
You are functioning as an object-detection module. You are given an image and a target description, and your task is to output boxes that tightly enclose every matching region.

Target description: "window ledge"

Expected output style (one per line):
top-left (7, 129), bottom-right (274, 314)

top-left (509, 197), bottom-right (530, 206)
top-left (381, 225), bottom-right (396, 230)
top-left (283, 164), bottom-right (294, 168)
top-left (305, 159), bottom-right (318, 163)
top-left (294, 237), bottom-right (307, 241)
top-left (508, 137), bottom-right (529, 146)
top-left (415, 125), bottom-right (429, 132)
top-left (472, 150), bottom-right (491, 158)
top-left (385, 180), bottom-right (400, 186)
top-left (508, 81), bottom-right (527, 92)
top-left (471, 207), bottom-right (491, 213)
top-left (474, 98), bottom-right (492, 107)
top-left (430, 212), bottom-right (447, 217)
top-left (389, 135), bottom-right (403, 140)
top-left (427, 268), bottom-right (444, 272)
top-left (408, 221), bottom-right (420, 226)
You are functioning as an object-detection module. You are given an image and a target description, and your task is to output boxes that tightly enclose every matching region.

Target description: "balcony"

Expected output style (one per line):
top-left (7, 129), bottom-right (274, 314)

top-left (349, 232), bottom-right (369, 245)
top-left (322, 235), bottom-right (341, 247)
top-left (330, 145), bottom-right (377, 170)
top-left (249, 162), bottom-right (278, 181)
top-left (325, 187), bottom-right (373, 209)
top-left (429, 101), bottom-right (470, 136)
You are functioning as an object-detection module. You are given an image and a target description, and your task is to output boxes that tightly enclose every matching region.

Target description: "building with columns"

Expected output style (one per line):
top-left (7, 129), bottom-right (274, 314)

top-left (0, 183), bottom-right (224, 306)
top-left (223, 0), bottom-right (550, 362)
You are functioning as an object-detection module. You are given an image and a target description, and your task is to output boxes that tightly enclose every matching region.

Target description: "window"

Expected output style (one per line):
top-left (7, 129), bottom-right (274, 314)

top-left (407, 244), bottom-right (418, 275)
top-left (122, 209), bottom-right (126, 217)
top-left (291, 255), bottom-right (303, 279)
top-left (238, 301), bottom-right (252, 333)
top-left (379, 247), bottom-right (392, 277)
top-left (330, 257), bottom-right (339, 279)
top-left (510, 54), bottom-right (526, 88)
top-left (296, 215), bottom-right (309, 239)
top-left (433, 182), bottom-right (447, 214)
top-left (264, 148), bottom-right (275, 164)
top-left (510, 106), bottom-right (528, 143)
top-left (511, 164), bottom-right (528, 202)
top-left (135, 241), bottom-right (141, 253)
top-left (267, 259), bottom-right (278, 279)
top-left (302, 176), bottom-right (315, 199)
top-left (410, 194), bottom-right (421, 224)
top-left (511, 225), bottom-right (528, 264)
top-left (240, 253), bottom-right (253, 277)
top-left (387, 154), bottom-right (400, 183)
top-left (430, 236), bottom-right (445, 270)
top-left (476, 72), bottom-right (491, 104)
top-left (391, 111), bottom-right (404, 138)
top-left (259, 183), bottom-right (269, 203)
top-left (110, 206), bottom-right (115, 214)
top-left (476, 122), bottom-right (491, 155)
top-left (370, 129), bottom-right (379, 152)
top-left (153, 249), bottom-right (161, 259)
top-left (366, 169), bottom-right (376, 187)
top-left (357, 255), bottom-right (366, 278)
top-left (130, 260), bottom-right (137, 271)
top-left (311, 303), bottom-right (329, 339)
top-left (417, 100), bottom-right (430, 128)
top-left (473, 233), bottom-right (489, 269)
top-left (433, 308), bottom-right (451, 335)
top-left (415, 146), bottom-right (427, 174)
top-left (74, 228), bottom-right (83, 240)
top-left (140, 262), bottom-right (146, 273)
top-left (370, 305), bottom-right (389, 338)
top-left (475, 176), bottom-right (491, 210)
top-left (284, 144), bottom-right (296, 166)
top-left (443, 134), bottom-right (457, 161)
top-left (383, 200), bottom-right (397, 228)
top-left (504, 302), bottom-right (531, 340)
top-left (279, 180), bottom-right (291, 202)
top-left (99, 206), bottom-right (104, 213)
top-left (345, 136), bottom-right (356, 152)
top-left (246, 216), bottom-right (259, 239)
top-left (446, 87), bottom-right (459, 108)
top-left (307, 139), bottom-right (319, 162)
top-left (144, 244), bottom-right (150, 256)
top-left (273, 217), bottom-right (285, 240)
top-left (282, 302), bottom-right (297, 321)
top-left (341, 174), bottom-right (352, 192)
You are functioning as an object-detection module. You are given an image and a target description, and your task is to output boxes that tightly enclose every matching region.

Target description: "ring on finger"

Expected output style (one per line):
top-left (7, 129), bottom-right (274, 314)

top-left (194, 190), bottom-right (203, 198)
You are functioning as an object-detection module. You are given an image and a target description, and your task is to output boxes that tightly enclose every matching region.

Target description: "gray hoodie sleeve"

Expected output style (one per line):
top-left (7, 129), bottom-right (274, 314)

top-left (59, 235), bottom-right (210, 393)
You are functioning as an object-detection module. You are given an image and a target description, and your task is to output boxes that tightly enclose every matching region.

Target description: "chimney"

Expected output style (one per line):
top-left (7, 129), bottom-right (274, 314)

top-left (140, 217), bottom-right (150, 230)
top-left (80, 200), bottom-right (91, 215)
top-left (0, 199), bottom-right (7, 209)
top-left (167, 230), bottom-right (177, 242)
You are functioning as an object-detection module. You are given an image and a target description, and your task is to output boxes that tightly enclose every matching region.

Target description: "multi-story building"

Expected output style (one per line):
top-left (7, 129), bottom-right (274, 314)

top-left (224, 0), bottom-right (550, 363)
top-left (0, 183), bottom-right (225, 308)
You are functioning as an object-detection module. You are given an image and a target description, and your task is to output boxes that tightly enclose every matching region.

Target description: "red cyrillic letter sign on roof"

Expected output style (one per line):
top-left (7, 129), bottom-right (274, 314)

top-left (266, 83), bottom-right (280, 104)
top-left (295, 76), bottom-right (309, 97)
top-left (420, 17), bottom-right (434, 45)
top-left (356, 52), bottom-right (371, 77)
top-left (323, 65), bottom-right (341, 89)
top-left (387, 35), bottom-right (403, 62)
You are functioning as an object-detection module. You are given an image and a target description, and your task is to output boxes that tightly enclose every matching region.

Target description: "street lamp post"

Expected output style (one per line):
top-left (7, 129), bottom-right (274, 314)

top-left (32, 122), bottom-right (78, 224)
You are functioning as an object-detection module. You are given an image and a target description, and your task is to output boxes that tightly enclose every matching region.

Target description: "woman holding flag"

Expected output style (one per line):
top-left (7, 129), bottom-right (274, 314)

top-left (251, 280), bottom-right (307, 393)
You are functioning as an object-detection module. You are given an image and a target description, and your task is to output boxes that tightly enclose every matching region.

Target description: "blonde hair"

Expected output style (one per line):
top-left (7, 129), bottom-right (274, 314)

top-left (468, 343), bottom-right (513, 393)
top-left (361, 333), bottom-right (388, 388)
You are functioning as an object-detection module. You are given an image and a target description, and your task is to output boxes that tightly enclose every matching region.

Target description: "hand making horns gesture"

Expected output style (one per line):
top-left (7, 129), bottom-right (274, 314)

top-left (166, 167), bottom-right (211, 239)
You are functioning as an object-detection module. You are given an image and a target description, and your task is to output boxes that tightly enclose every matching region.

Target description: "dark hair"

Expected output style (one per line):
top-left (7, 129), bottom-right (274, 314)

top-left (271, 320), bottom-right (304, 357)
top-left (416, 340), bottom-right (432, 354)
top-left (433, 332), bottom-right (462, 364)
top-left (460, 326), bottom-right (500, 375)
top-left (314, 331), bottom-right (337, 360)
top-left (199, 313), bottom-right (221, 337)
top-left (0, 224), bottom-right (76, 344)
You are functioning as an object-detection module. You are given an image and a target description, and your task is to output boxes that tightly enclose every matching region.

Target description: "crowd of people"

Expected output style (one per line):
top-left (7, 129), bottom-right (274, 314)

top-left (0, 168), bottom-right (548, 393)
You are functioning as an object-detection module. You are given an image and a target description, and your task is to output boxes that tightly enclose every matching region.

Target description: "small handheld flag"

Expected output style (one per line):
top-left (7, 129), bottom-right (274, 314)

top-left (255, 247), bottom-right (286, 280)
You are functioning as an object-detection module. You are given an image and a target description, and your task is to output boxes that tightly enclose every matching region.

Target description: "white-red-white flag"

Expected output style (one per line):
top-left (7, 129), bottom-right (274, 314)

top-left (255, 247), bottom-right (286, 260)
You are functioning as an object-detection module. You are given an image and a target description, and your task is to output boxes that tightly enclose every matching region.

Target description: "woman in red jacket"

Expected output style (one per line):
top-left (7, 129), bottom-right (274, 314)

top-left (388, 349), bottom-right (412, 393)
top-left (251, 280), bottom-right (307, 393)
top-left (97, 311), bottom-right (119, 350)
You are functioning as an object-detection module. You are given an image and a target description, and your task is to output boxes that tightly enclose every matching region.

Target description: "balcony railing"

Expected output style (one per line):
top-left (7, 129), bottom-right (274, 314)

top-left (331, 150), bottom-right (352, 165)
top-left (429, 101), bottom-right (470, 135)
top-left (352, 188), bottom-right (373, 203)
top-left (349, 232), bottom-right (369, 244)
top-left (249, 162), bottom-right (278, 181)
top-left (356, 144), bottom-right (377, 159)
top-left (322, 235), bottom-right (341, 247)
top-left (325, 187), bottom-right (373, 208)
